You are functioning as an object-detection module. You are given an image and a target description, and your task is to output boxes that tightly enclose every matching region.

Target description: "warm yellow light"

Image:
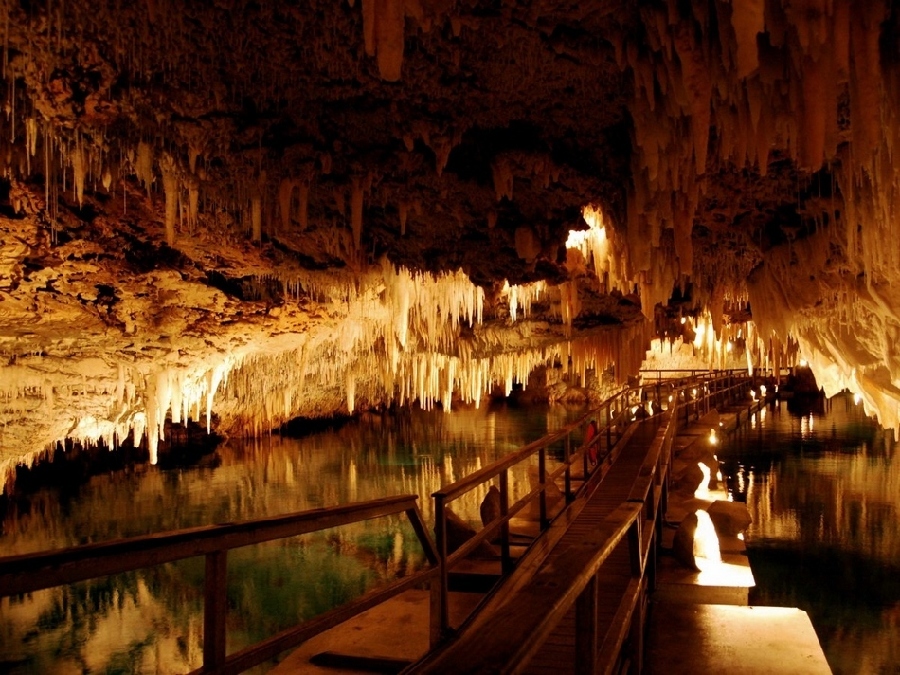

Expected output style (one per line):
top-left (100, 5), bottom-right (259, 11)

top-left (760, 385), bottom-right (767, 396)
top-left (693, 322), bottom-right (706, 347)
top-left (680, 317), bottom-right (687, 325)
top-left (695, 463), bottom-right (711, 499)
top-left (709, 428), bottom-right (718, 445)
top-left (854, 392), bottom-right (861, 405)
top-left (799, 358), bottom-right (808, 367)
top-left (693, 510), bottom-right (722, 572)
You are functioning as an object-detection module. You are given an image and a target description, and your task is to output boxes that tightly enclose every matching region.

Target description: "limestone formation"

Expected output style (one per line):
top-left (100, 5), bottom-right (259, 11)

top-left (443, 508), bottom-right (498, 558)
top-left (707, 501), bottom-right (753, 538)
top-left (3, 0), bottom-right (900, 483)
top-left (672, 511), bottom-right (700, 572)
top-left (480, 485), bottom-right (502, 527)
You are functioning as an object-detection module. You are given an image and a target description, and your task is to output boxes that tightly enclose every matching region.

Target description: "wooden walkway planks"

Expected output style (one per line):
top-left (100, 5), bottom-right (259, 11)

top-left (414, 418), bottom-right (663, 674)
top-left (522, 421), bottom-right (661, 675)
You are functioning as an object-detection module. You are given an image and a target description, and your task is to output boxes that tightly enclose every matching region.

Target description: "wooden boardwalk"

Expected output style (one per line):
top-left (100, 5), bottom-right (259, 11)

top-left (0, 371), bottom-right (765, 675)
top-left (524, 421), bottom-right (661, 674)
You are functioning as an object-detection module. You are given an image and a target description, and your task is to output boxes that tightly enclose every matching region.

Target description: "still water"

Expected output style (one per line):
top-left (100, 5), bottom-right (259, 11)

top-left (720, 394), bottom-right (900, 674)
top-left (0, 403), bottom-right (579, 674)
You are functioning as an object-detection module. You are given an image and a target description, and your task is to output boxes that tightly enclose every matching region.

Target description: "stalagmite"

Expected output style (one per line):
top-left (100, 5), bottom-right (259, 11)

top-left (135, 141), bottom-right (154, 196)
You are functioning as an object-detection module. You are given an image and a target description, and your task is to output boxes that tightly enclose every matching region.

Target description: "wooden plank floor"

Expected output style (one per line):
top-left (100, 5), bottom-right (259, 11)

top-left (524, 421), bottom-right (661, 674)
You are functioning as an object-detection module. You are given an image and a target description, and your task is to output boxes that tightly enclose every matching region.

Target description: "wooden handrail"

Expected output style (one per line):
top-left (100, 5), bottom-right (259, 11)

top-left (433, 427), bottom-right (571, 503)
top-left (190, 567), bottom-right (441, 675)
top-left (0, 494), bottom-right (421, 596)
top-left (0, 494), bottom-right (439, 675)
top-left (434, 371), bottom-right (744, 515)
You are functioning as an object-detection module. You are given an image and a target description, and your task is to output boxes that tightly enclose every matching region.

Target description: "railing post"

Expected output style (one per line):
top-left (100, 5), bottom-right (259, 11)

top-left (629, 518), bottom-right (642, 577)
top-left (630, 581), bottom-right (645, 675)
top-left (499, 470), bottom-right (512, 574)
top-left (565, 432), bottom-right (573, 502)
top-left (606, 402), bottom-right (613, 449)
top-left (575, 574), bottom-right (598, 675)
top-left (203, 550), bottom-right (228, 671)
top-left (628, 516), bottom-right (645, 673)
top-left (434, 495), bottom-right (450, 635)
top-left (406, 504), bottom-right (442, 648)
top-left (539, 448), bottom-right (549, 530)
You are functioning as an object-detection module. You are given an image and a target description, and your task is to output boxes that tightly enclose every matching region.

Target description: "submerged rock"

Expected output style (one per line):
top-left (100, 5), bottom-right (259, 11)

top-left (707, 500), bottom-right (752, 537)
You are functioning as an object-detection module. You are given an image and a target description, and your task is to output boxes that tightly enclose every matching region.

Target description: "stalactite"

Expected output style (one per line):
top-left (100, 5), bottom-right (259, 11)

top-left (71, 138), bottom-right (85, 206)
top-left (278, 178), bottom-right (294, 232)
top-left (251, 193), bottom-right (262, 242)
top-left (135, 141), bottom-right (154, 196)
top-left (350, 176), bottom-right (364, 249)
top-left (160, 153), bottom-right (178, 246)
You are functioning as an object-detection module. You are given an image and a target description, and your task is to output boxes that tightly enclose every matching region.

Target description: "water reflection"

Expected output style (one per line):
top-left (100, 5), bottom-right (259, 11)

top-left (0, 402), bottom-right (580, 673)
top-left (720, 394), bottom-right (900, 674)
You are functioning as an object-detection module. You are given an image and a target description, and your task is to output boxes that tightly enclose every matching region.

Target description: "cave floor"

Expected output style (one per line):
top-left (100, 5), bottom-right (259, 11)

top-left (645, 603), bottom-right (831, 674)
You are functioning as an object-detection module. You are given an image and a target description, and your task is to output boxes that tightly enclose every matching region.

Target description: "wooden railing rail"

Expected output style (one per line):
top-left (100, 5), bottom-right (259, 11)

top-left (0, 495), bottom-right (439, 675)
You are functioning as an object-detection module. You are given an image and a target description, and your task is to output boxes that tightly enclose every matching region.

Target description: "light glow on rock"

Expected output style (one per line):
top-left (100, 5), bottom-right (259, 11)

top-left (694, 510), bottom-right (722, 572)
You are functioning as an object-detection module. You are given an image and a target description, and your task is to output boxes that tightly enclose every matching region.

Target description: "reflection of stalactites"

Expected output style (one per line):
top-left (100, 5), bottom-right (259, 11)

top-left (349, 459), bottom-right (358, 501)
top-left (346, 371), bottom-right (356, 413)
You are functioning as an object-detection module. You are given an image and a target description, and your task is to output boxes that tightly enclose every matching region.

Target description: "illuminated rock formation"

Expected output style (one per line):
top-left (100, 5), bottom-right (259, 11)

top-left (3, 0), bottom-right (900, 481)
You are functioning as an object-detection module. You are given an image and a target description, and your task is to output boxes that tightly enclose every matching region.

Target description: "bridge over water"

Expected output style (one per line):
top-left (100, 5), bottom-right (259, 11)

top-left (0, 371), bottom-right (830, 674)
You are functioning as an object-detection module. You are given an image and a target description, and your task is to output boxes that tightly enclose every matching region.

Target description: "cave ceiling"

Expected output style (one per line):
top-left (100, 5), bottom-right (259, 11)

top-left (3, 0), bottom-right (900, 472)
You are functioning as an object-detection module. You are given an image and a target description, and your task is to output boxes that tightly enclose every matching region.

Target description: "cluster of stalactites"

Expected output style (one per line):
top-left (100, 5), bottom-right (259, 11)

top-left (0, 358), bottom-right (238, 469)
top-left (563, 322), bottom-right (652, 387)
top-left (500, 281), bottom-right (547, 322)
top-left (567, 206), bottom-right (630, 294)
top-left (682, 312), bottom-right (802, 377)
top-left (151, 260), bottom-right (652, 436)
top-left (215, 320), bottom-right (649, 436)
top-left (615, 0), bottom-right (897, 308)
top-left (4, 114), bottom-right (374, 257)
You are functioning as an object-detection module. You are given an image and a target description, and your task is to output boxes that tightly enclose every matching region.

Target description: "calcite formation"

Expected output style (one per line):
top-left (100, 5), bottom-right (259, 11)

top-left (2, 0), bottom-right (900, 482)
